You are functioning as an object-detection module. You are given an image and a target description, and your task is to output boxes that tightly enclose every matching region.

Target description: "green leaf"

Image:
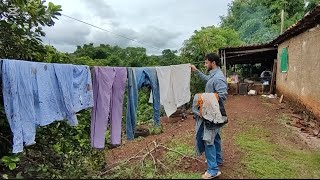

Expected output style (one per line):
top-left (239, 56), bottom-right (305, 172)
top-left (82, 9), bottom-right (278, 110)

top-left (48, 2), bottom-right (54, 9)
top-left (15, 0), bottom-right (25, 6)
top-left (8, 163), bottom-right (16, 170)
top-left (2, 174), bottom-right (9, 179)
top-left (11, 157), bottom-right (20, 162)
top-left (1, 156), bottom-right (10, 163)
top-left (15, 172), bottom-right (23, 179)
top-left (11, 23), bottom-right (17, 29)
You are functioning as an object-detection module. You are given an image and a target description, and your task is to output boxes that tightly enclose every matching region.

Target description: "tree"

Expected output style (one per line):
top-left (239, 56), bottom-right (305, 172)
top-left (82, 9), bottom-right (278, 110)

top-left (159, 49), bottom-right (181, 66)
top-left (220, 0), bottom-right (319, 44)
top-left (0, 0), bottom-right (61, 60)
top-left (305, 0), bottom-right (320, 12)
top-left (260, 0), bottom-right (305, 26)
top-left (123, 47), bottom-right (148, 67)
top-left (181, 26), bottom-right (243, 63)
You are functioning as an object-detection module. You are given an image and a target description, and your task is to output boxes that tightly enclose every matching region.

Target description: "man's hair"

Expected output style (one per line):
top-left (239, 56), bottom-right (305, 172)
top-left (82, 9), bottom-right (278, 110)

top-left (205, 53), bottom-right (221, 66)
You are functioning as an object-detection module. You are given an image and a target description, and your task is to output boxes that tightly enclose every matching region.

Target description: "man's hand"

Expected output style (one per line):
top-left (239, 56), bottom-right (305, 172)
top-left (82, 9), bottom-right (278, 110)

top-left (190, 64), bottom-right (198, 72)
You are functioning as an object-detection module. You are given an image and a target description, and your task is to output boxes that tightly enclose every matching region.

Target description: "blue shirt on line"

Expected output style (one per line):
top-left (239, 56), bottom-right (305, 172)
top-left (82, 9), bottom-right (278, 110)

top-left (2, 59), bottom-right (94, 153)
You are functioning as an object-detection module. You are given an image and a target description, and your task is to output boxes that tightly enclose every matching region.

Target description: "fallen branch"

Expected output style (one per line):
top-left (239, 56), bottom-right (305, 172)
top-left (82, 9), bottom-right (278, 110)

top-left (99, 140), bottom-right (204, 177)
top-left (146, 142), bottom-right (157, 172)
top-left (102, 140), bottom-right (156, 169)
top-left (156, 159), bottom-right (169, 170)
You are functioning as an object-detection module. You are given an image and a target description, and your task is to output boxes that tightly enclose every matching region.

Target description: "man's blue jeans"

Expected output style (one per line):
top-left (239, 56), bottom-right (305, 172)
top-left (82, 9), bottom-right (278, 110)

top-left (205, 128), bottom-right (222, 176)
top-left (126, 67), bottom-right (160, 140)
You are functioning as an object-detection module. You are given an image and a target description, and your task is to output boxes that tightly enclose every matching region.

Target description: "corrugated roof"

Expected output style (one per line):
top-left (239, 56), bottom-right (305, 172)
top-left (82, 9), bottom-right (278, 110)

top-left (219, 4), bottom-right (320, 52)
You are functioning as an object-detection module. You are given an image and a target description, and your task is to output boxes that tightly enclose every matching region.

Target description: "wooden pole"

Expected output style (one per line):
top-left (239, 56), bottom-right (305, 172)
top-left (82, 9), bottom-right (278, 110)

top-left (269, 59), bottom-right (278, 94)
top-left (220, 50), bottom-right (223, 67)
top-left (281, 9), bottom-right (285, 33)
top-left (223, 50), bottom-right (227, 76)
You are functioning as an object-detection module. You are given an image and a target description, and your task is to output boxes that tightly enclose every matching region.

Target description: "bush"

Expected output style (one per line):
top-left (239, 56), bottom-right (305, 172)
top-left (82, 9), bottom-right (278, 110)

top-left (0, 109), bottom-right (105, 179)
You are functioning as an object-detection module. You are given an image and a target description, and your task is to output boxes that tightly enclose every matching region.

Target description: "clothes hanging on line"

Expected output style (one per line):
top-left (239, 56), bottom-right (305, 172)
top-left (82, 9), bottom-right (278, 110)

top-left (126, 67), bottom-right (160, 140)
top-left (90, 67), bottom-right (127, 149)
top-left (149, 64), bottom-right (191, 117)
top-left (2, 59), bottom-right (93, 153)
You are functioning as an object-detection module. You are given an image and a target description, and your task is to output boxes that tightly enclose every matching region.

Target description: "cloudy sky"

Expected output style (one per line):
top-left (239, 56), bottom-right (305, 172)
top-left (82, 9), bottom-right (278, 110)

top-left (43, 0), bottom-right (233, 55)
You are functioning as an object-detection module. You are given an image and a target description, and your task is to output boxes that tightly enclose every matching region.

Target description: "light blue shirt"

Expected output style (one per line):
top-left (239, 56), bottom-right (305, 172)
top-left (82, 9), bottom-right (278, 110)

top-left (2, 59), bottom-right (93, 153)
top-left (196, 67), bottom-right (228, 102)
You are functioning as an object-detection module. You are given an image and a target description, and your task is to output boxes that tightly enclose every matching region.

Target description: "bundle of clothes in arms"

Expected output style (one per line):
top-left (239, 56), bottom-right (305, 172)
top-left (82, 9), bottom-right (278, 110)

top-left (0, 59), bottom-right (192, 154)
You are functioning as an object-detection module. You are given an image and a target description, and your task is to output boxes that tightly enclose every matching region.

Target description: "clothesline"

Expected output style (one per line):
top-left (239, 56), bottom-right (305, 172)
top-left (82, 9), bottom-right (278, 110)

top-left (87, 63), bottom-right (192, 69)
top-left (2, 58), bottom-right (204, 68)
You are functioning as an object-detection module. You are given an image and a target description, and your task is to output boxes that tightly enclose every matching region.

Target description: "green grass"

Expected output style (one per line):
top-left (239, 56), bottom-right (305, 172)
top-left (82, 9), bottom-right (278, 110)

top-left (108, 160), bottom-right (156, 179)
top-left (164, 137), bottom-right (195, 163)
top-left (165, 143), bottom-right (194, 163)
top-left (236, 125), bottom-right (320, 179)
top-left (109, 158), bottom-right (201, 179)
top-left (149, 125), bottom-right (164, 135)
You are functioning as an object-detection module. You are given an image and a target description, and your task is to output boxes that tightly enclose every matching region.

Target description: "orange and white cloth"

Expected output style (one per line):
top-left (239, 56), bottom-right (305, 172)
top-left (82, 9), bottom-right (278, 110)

top-left (195, 93), bottom-right (223, 124)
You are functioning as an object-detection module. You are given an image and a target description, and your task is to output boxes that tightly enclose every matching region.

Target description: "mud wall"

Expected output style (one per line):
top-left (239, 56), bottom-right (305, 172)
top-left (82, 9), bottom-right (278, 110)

top-left (276, 26), bottom-right (320, 118)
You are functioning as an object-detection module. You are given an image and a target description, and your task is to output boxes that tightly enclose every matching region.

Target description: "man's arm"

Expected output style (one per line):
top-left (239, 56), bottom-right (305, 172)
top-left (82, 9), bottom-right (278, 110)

top-left (190, 64), bottom-right (209, 82)
top-left (195, 69), bottom-right (209, 82)
top-left (214, 78), bottom-right (228, 101)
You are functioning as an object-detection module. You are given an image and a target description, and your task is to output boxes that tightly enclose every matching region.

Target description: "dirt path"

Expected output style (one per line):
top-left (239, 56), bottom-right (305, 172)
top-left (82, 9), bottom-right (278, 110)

top-left (104, 96), bottom-right (320, 179)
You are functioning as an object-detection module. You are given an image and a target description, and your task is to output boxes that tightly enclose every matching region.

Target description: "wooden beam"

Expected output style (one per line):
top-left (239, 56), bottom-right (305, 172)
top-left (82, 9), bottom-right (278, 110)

top-left (223, 50), bottom-right (227, 76)
top-left (225, 47), bottom-right (277, 55)
top-left (269, 59), bottom-right (277, 94)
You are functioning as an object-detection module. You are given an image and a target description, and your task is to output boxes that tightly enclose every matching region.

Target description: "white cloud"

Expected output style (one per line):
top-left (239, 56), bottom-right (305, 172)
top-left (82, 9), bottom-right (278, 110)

top-left (43, 0), bottom-right (233, 54)
top-left (81, 0), bottom-right (116, 19)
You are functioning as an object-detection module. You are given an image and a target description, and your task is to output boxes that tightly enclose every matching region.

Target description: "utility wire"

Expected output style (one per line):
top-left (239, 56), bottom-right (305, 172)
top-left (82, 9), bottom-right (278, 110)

top-left (61, 14), bottom-right (164, 52)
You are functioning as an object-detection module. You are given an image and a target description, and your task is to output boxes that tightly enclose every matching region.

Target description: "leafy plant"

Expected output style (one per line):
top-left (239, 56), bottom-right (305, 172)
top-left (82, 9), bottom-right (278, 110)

top-left (1, 156), bottom-right (20, 170)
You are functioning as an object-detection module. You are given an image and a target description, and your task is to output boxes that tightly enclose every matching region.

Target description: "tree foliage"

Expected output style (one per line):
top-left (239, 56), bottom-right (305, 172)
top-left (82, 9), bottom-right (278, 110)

top-left (0, 0), bottom-right (61, 60)
top-left (181, 26), bottom-right (243, 63)
top-left (220, 0), bottom-right (320, 44)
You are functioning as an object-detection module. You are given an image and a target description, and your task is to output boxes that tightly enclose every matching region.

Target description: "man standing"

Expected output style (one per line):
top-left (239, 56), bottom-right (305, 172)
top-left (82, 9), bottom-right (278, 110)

top-left (190, 53), bottom-right (228, 179)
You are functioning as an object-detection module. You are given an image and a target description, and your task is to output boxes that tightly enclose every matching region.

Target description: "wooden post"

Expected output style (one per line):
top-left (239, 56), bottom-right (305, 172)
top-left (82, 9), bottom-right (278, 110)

top-left (281, 9), bottom-right (285, 33)
top-left (220, 50), bottom-right (223, 66)
top-left (269, 59), bottom-right (278, 94)
top-left (223, 50), bottom-right (227, 76)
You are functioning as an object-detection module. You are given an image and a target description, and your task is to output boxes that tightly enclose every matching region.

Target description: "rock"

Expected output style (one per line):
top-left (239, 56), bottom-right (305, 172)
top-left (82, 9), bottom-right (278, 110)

top-left (300, 127), bottom-right (307, 132)
top-left (294, 123), bottom-right (303, 128)
top-left (309, 122), bottom-right (316, 128)
top-left (134, 127), bottom-right (150, 138)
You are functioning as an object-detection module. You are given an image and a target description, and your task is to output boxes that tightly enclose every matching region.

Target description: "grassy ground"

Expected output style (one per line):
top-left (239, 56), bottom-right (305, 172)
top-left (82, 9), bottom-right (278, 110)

top-left (103, 96), bottom-right (320, 179)
top-left (236, 117), bottom-right (320, 179)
